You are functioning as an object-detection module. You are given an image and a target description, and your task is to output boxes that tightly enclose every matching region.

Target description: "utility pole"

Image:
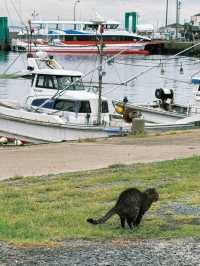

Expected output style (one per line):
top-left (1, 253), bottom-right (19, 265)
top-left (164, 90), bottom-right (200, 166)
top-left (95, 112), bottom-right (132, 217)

top-left (165, 0), bottom-right (169, 28)
top-left (176, 0), bottom-right (181, 39)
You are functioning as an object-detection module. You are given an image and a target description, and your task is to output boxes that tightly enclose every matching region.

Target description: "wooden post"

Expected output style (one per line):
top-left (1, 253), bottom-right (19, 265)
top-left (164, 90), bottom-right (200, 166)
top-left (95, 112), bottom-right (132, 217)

top-left (131, 117), bottom-right (145, 135)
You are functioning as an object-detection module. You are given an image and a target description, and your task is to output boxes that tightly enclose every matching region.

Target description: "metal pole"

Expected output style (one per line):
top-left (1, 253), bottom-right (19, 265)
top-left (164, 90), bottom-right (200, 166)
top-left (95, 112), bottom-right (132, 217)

top-left (73, 0), bottom-right (80, 30)
top-left (165, 0), bottom-right (169, 27)
top-left (97, 27), bottom-right (103, 125)
top-left (176, 0), bottom-right (181, 39)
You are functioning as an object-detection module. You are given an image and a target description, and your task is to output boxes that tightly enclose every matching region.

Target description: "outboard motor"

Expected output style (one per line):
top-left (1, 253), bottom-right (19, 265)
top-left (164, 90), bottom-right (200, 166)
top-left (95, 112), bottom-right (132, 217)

top-left (155, 88), bottom-right (174, 101)
top-left (155, 88), bottom-right (174, 111)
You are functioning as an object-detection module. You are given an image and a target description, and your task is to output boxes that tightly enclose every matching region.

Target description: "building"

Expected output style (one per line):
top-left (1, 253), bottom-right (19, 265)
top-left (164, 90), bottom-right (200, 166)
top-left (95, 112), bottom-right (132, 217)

top-left (191, 13), bottom-right (200, 27)
top-left (159, 23), bottom-right (184, 40)
top-left (136, 24), bottom-right (154, 37)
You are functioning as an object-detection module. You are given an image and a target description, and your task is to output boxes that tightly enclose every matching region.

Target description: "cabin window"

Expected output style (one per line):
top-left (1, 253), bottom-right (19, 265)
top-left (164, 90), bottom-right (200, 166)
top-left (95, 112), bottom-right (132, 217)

top-left (57, 76), bottom-right (84, 90)
top-left (54, 100), bottom-right (76, 112)
top-left (36, 75), bottom-right (45, 88)
top-left (57, 76), bottom-right (73, 90)
top-left (36, 75), bottom-right (84, 90)
top-left (102, 101), bottom-right (109, 113)
top-left (78, 101), bottom-right (91, 113)
top-left (31, 74), bottom-right (35, 86)
top-left (54, 100), bottom-right (91, 113)
top-left (31, 98), bottom-right (55, 109)
top-left (36, 75), bottom-right (56, 89)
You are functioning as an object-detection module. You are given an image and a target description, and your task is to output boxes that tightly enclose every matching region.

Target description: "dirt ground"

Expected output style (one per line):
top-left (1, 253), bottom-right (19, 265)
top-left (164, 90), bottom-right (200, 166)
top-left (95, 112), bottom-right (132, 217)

top-left (1, 129), bottom-right (200, 180)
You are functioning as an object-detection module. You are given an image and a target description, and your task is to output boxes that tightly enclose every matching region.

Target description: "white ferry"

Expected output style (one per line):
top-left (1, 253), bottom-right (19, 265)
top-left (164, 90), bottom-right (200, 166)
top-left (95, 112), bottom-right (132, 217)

top-left (11, 20), bottom-right (150, 55)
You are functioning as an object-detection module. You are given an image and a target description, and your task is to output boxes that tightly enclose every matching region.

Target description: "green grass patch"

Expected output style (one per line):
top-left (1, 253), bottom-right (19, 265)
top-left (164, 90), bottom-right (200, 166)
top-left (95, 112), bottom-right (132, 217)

top-left (0, 156), bottom-right (200, 244)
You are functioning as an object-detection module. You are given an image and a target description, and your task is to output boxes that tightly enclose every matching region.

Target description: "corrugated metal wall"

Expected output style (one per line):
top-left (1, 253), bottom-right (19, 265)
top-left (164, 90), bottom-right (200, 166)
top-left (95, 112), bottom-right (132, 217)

top-left (0, 17), bottom-right (9, 43)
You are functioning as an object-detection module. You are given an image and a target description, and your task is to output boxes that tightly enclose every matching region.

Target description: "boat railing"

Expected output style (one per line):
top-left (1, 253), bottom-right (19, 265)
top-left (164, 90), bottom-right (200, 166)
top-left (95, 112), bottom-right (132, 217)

top-left (188, 104), bottom-right (200, 115)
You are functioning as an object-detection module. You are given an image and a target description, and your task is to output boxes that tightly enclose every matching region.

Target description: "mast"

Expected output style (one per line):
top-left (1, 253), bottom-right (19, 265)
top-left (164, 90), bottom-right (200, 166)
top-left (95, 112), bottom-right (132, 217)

top-left (27, 19), bottom-right (32, 55)
top-left (97, 24), bottom-right (104, 125)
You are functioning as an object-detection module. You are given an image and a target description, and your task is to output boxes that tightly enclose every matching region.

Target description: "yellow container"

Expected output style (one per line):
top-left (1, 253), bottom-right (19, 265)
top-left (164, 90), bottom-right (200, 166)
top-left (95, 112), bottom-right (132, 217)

top-left (115, 105), bottom-right (124, 114)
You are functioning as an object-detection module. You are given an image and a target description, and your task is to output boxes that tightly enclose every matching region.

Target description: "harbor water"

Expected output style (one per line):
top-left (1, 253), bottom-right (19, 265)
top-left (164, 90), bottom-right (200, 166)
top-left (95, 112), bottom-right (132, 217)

top-left (0, 51), bottom-right (200, 111)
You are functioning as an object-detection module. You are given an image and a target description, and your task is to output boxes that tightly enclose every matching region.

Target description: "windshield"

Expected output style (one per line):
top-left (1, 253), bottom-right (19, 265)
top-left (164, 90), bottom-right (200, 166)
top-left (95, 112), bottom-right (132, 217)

top-left (57, 76), bottom-right (84, 90)
top-left (35, 75), bottom-right (84, 91)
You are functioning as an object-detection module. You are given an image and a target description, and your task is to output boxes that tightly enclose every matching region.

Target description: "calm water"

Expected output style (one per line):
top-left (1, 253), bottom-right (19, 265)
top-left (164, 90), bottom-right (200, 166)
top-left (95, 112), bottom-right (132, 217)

top-left (0, 51), bottom-right (200, 109)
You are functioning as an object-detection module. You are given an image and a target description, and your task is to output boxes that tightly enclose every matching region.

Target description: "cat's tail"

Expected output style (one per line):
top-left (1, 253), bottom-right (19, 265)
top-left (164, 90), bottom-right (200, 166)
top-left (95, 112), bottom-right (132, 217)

top-left (87, 207), bottom-right (116, 225)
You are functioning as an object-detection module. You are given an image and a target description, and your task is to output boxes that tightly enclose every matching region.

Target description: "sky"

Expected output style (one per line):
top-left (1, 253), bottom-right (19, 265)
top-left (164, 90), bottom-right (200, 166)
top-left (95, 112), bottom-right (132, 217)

top-left (1, 0), bottom-right (200, 28)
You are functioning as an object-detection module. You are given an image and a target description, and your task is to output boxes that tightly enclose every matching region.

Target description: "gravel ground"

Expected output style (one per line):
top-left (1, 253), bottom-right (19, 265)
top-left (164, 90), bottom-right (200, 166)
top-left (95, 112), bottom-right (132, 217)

top-left (1, 238), bottom-right (200, 266)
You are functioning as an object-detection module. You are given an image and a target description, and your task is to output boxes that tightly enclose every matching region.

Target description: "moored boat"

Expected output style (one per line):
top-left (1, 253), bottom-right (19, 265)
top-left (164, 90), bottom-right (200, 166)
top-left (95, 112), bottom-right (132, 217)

top-left (0, 52), bottom-right (129, 142)
top-left (11, 19), bottom-right (150, 55)
top-left (113, 85), bottom-right (200, 125)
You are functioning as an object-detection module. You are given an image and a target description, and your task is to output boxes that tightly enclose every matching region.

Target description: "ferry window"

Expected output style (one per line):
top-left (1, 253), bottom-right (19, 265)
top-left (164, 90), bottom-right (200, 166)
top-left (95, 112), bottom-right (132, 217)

top-left (84, 24), bottom-right (98, 30)
top-left (112, 24), bottom-right (118, 29)
top-left (78, 101), bottom-right (91, 113)
top-left (105, 24), bottom-right (118, 30)
top-left (102, 101), bottom-right (109, 113)
top-left (111, 36), bottom-right (118, 41)
top-left (54, 100), bottom-right (76, 112)
top-left (31, 98), bottom-right (55, 109)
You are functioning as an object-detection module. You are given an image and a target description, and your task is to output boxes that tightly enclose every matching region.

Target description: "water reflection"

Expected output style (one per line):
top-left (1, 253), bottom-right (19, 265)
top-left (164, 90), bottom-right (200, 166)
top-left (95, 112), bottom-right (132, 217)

top-left (0, 51), bottom-right (9, 63)
top-left (0, 52), bottom-right (199, 107)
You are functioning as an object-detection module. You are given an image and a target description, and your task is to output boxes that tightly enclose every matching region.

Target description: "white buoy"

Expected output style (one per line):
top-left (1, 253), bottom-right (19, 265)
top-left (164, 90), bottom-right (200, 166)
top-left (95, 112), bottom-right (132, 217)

top-left (14, 139), bottom-right (23, 146)
top-left (0, 136), bottom-right (8, 144)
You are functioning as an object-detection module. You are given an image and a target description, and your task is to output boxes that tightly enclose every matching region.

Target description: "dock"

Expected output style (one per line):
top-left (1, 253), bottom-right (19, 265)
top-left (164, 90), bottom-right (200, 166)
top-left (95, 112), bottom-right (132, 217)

top-left (145, 40), bottom-right (200, 56)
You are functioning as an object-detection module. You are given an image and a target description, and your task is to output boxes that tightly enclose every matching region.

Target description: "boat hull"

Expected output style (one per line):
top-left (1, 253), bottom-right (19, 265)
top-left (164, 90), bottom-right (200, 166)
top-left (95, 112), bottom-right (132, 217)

top-left (11, 40), bottom-right (149, 55)
top-left (0, 107), bottom-right (124, 142)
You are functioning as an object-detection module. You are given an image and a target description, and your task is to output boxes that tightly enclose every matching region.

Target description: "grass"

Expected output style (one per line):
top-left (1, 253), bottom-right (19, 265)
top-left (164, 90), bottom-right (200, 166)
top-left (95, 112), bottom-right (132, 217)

top-left (0, 156), bottom-right (200, 244)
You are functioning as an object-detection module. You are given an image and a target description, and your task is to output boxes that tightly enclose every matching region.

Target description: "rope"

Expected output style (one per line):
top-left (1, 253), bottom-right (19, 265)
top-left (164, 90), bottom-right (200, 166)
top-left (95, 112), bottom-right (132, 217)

top-left (2, 53), bottom-right (22, 74)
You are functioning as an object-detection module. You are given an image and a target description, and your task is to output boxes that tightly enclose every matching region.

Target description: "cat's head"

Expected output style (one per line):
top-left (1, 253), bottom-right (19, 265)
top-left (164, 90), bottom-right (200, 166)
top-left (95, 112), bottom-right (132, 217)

top-left (145, 188), bottom-right (159, 202)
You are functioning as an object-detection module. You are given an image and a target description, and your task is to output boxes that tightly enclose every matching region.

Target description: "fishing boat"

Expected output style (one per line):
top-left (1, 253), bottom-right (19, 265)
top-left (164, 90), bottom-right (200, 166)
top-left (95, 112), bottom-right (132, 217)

top-left (11, 19), bottom-right (150, 55)
top-left (0, 52), bottom-right (129, 142)
top-left (113, 84), bottom-right (200, 125)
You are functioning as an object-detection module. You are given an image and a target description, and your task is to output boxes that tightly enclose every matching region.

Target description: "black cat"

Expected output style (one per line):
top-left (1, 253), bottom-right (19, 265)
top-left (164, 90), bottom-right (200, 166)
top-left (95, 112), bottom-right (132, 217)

top-left (87, 187), bottom-right (159, 229)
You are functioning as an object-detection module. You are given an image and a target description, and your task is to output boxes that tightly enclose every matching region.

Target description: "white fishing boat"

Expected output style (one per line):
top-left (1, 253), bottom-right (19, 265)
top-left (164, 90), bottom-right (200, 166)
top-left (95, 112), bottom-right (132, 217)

top-left (0, 52), bottom-right (129, 142)
top-left (113, 84), bottom-right (200, 125)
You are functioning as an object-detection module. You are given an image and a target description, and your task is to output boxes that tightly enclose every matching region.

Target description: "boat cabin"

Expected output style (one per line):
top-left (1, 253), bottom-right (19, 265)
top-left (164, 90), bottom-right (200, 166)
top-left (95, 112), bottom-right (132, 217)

top-left (31, 69), bottom-right (84, 94)
top-left (25, 53), bottom-right (110, 125)
top-left (25, 91), bottom-right (110, 126)
top-left (27, 54), bottom-right (84, 95)
top-left (17, 20), bottom-right (150, 43)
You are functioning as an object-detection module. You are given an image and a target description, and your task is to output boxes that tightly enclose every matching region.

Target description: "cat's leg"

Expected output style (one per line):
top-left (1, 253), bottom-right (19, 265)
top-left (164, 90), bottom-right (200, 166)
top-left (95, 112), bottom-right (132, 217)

top-left (126, 217), bottom-right (133, 229)
top-left (134, 211), bottom-right (144, 226)
top-left (120, 216), bottom-right (125, 228)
